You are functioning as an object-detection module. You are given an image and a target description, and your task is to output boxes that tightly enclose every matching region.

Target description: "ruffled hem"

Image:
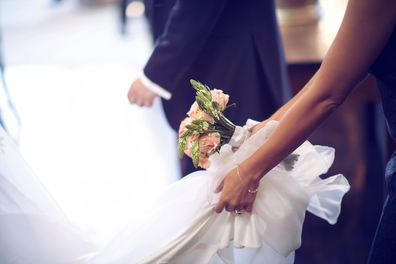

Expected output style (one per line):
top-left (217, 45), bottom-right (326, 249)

top-left (92, 120), bottom-right (350, 264)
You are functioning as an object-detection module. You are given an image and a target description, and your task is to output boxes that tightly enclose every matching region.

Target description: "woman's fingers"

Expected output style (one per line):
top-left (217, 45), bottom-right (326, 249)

top-left (244, 192), bottom-right (257, 212)
top-left (244, 204), bottom-right (253, 213)
top-left (215, 198), bottom-right (256, 214)
top-left (215, 201), bottom-right (253, 214)
top-left (214, 169), bottom-right (259, 214)
top-left (225, 204), bottom-right (234, 212)
top-left (214, 200), bottom-right (237, 213)
top-left (214, 180), bottom-right (224, 193)
top-left (214, 200), bottom-right (225, 213)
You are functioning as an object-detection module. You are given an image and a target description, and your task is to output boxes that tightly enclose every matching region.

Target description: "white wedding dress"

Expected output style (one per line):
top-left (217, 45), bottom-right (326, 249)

top-left (0, 120), bottom-right (350, 264)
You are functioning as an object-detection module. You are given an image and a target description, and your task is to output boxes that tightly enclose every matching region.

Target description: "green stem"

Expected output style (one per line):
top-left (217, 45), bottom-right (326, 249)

top-left (216, 115), bottom-right (235, 136)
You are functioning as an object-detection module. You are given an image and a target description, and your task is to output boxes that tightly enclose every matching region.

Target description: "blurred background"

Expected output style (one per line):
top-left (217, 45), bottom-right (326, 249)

top-left (0, 0), bottom-right (180, 245)
top-left (0, 0), bottom-right (393, 263)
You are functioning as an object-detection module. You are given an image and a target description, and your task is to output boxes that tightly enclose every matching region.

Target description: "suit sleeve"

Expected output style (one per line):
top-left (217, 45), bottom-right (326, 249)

top-left (143, 0), bottom-right (228, 93)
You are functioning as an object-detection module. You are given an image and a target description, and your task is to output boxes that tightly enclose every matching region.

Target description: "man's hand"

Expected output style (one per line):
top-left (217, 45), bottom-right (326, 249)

top-left (127, 78), bottom-right (158, 107)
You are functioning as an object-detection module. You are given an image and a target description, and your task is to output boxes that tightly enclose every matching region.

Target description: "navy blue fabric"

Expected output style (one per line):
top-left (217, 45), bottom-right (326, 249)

top-left (367, 188), bottom-right (396, 264)
top-left (143, 0), bottom-right (291, 175)
top-left (143, 0), bottom-right (291, 131)
top-left (368, 27), bottom-right (396, 264)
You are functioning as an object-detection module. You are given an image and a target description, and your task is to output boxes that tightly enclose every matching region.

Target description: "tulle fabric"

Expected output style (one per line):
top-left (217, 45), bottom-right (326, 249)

top-left (0, 120), bottom-right (350, 264)
top-left (0, 126), bottom-right (95, 264)
top-left (90, 120), bottom-right (350, 264)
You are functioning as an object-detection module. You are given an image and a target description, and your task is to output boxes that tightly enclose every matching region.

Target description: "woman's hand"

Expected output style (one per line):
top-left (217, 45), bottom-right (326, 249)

top-left (214, 165), bottom-right (260, 214)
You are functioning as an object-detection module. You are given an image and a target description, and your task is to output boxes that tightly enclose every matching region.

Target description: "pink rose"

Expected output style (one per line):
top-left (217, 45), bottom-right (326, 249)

top-left (184, 133), bottom-right (199, 158)
top-left (187, 102), bottom-right (214, 122)
top-left (199, 132), bottom-right (221, 154)
top-left (211, 89), bottom-right (229, 111)
top-left (187, 102), bottom-right (198, 117)
top-left (198, 156), bottom-right (211, 169)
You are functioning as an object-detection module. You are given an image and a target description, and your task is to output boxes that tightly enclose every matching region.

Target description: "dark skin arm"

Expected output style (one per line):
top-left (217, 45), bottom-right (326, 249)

top-left (215, 0), bottom-right (396, 214)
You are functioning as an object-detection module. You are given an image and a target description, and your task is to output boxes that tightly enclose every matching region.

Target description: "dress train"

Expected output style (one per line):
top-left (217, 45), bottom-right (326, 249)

top-left (90, 120), bottom-right (350, 264)
top-left (0, 120), bottom-right (350, 264)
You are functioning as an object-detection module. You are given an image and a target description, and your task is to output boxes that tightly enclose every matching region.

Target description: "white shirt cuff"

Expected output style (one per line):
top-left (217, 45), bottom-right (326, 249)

top-left (138, 71), bottom-right (172, 100)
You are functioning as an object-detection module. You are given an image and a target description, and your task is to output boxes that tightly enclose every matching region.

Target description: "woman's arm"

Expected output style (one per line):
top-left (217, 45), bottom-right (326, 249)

top-left (215, 0), bottom-right (396, 213)
top-left (250, 76), bottom-right (315, 133)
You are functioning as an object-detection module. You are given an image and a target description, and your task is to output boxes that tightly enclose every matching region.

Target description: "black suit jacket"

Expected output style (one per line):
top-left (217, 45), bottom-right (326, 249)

top-left (144, 0), bottom-right (291, 131)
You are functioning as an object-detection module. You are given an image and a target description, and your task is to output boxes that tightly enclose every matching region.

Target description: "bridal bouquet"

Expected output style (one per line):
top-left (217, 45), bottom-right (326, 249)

top-left (178, 80), bottom-right (236, 169)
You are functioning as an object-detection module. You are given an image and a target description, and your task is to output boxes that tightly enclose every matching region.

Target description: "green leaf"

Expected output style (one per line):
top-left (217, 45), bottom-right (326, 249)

top-left (190, 79), bottom-right (199, 89)
top-left (190, 79), bottom-right (205, 92)
top-left (180, 129), bottom-right (193, 138)
top-left (189, 120), bottom-right (207, 132)
top-left (196, 97), bottom-right (207, 109)
top-left (178, 137), bottom-right (187, 159)
top-left (186, 124), bottom-right (199, 131)
top-left (192, 139), bottom-right (200, 168)
top-left (192, 119), bottom-right (205, 125)
top-left (191, 80), bottom-right (211, 101)
top-left (211, 101), bottom-right (221, 112)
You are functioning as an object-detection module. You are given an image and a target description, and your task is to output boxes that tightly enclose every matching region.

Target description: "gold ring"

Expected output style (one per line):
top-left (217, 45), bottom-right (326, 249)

top-left (248, 188), bottom-right (258, 194)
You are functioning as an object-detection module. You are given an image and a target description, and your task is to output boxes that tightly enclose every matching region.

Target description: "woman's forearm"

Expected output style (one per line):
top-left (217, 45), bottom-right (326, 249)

top-left (243, 0), bottom-right (396, 181)
top-left (270, 77), bottom-right (315, 121)
top-left (245, 74), bottom-right (343, 179)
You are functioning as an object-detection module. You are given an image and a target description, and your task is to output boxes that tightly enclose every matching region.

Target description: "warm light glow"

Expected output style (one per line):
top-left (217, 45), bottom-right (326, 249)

top-left (126, 1), bottom-right (145, 18)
